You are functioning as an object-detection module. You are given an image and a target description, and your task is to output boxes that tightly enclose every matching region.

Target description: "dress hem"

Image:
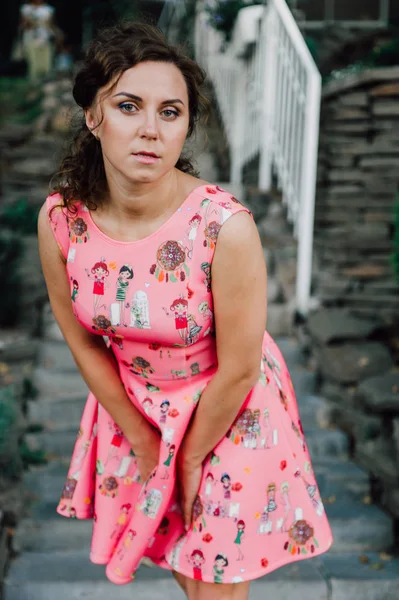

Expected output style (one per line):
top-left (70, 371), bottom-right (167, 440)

top-left (99, 534), bottom-right (334, 586)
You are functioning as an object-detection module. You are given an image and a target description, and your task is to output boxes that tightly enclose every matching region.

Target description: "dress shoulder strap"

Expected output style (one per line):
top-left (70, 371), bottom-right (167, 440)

top-left (45, 193), bottom-right (70, 260)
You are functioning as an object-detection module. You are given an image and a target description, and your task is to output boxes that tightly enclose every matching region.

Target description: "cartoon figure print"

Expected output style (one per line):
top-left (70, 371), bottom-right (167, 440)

top-left (140, 488), bottom-right (163, 519)
top-left (277, 481), bottom-right (293, 533)
top-left (213, 554), bottom-right (228, 583)
top-left (161, 444), bottom-right (176, 479)
top-left (186, 213), bottom-right (202, 259)
top-left (71, 279), bottom-right (79, 303)
top-left (113, 448), bottom-right (136, 478)
top-left (111, 264), bottom-right (134, 327)
top-left (117, 529), bottom-right (137, 561)
top-left (159, 399), bottom-right (170, 426)
top-left (187, 313), bottom-right (202, 345)
top-left (234, 520), bottom-right (246, 561)
top-left (105, 421), bottom-right (124, 466)
top-left (111, 503), bottom-right (132, 541)
top-left (204, 472), bottom-right (217, 499)
top-left (142, 397), bottom-right (154, 417)
top-left (198, 301), bottom-right (214, 337)
top-left (187, 549), bottom-right (205, 581)
top-left (85, 258), bottom-right (110, 316)
top-left (221, 473), bottom-right (232, 509)
top-left (295, 462), bottom-right (324, 516)
top-left (163, 298), bottom-right (188, 344)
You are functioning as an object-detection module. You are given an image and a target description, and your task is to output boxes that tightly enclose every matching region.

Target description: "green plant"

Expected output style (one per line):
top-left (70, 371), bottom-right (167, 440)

top-left (206, 0), bottom-right (262, 42)
top-left (0, 385), bottom-right (23, 480)
top-left (1, 198), bottom-right (40, 235)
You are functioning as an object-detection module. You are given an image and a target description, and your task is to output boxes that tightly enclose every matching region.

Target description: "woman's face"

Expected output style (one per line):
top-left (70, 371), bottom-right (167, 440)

top-left (86, 61), bottom-right (190, 187)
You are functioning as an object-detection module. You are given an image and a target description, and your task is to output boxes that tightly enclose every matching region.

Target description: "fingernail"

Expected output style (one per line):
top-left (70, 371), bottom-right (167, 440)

top-left (184, 523), bottom-right (189, 531)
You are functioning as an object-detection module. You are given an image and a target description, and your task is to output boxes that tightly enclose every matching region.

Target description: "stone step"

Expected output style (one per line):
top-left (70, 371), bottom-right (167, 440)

top-left (5, 551), bottom-right (399, 600)
top-left (28, 396), bottom-right (86, 430)
top-left (33, 367), bottom-right (88, 400)
top-left (298, 395), bottom-right (336, 430)
top-left (37, 341), bottom-right (78, 373)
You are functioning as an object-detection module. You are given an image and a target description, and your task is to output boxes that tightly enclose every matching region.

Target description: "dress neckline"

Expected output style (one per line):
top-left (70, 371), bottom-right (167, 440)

top-left (86, 183), bottom-right (211, 246)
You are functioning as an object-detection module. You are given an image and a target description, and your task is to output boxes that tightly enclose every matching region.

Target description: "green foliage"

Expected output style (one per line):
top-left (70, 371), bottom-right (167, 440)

top-left (0, 77), bottom-right (42, 127)
top-left (393, 190), bottom-right (399, 285)
top-left (0, 385), bottom-right (23, 480)
top-left (1, 198), bottom-right (40, 235)
top-left (0, 230), bottom-right (22, 327)
top-left (206, 1), bottom-right (262, 42)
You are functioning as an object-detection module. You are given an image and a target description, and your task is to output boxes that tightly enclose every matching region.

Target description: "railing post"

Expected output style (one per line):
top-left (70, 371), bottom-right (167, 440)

top-left (296, 70), bottom-right (321, 316)
top-left (230, 62), bottom-right (245, 185)
top-left (259, 4), bottom-right (277, 191)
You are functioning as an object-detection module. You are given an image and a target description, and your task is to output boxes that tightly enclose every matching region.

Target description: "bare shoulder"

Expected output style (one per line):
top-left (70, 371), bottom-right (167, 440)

top-left (217, 210), bottom-right (261, 250)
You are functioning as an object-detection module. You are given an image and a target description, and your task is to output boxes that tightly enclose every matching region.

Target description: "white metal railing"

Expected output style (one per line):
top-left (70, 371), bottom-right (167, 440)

top-left (195, 0), bottom-right (321, 316)
top-left (292, 0), bottom-right (390, 29)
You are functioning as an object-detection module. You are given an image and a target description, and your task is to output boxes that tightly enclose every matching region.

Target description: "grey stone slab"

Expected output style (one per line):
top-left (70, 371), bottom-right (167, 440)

top-left (290, 368), bottom-right (317, 397)
top-left (38, 341), bottom-right (79, 373)
top-left (29, 397), bottom-right (85, 430)
top-left (304, 428), bottom-right (349, 460)
top-left (320, 552), bottom-right (399, 600)
top-left (355, 373), bottom-right (399, 414)
top-left (4, 579), bottom-right (185, 600)
top-left (306, 309), bottom-right (381, 344)
top-left (13, 518), bottom-right (93, 553)
top-left (274, 337), bottom-right (307, 369)
top-left (33, 367), bottom-right (88, 401)
top-left (298, 394), bottom-right (337, 430)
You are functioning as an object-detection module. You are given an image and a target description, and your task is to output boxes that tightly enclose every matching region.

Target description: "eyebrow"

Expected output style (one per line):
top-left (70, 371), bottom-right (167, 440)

top-left (113, 92), bottom-right (185, 106)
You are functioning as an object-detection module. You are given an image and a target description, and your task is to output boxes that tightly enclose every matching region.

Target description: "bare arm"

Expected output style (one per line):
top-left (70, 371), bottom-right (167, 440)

top-left (180, 210), bottom-right (267, 464)
top-left (37, 203), bottom-right (159, 459)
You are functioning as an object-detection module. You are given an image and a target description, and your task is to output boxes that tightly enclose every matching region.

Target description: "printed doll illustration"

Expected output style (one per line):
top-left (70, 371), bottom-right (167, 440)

top-left (264, 483), bottom-right (278, 531)
top-left (85, 259), bottom-right (110, 316)
top-left (234, 520), bottom-right (246, 560)
top-left (162, 298), bottom-right (189, 344)
top-left (113, 448), bottom-right (136, 478)
top-left (105, 421), bottom-right (124, 466)
top-left (110, 264), bottom-right (134, 327)
top-left (243, 408), bottom-right (261, 449)
top-left (159, 399), bottom-right (170, 425)
top-left (140, 488), bottom-right (163, 519)
top-left (142, 397), bottom-right (154, 417)
top-left (201, 262), bottom-right (212, 292)
top-left (161, 444), bottom-right (176, 479)
top-left (185, 213), bottom-right (202, 259)
top-left (277, 481), bottom-right (293, 533)
top-left (117, 529), bottom-right (137, 561)
top-left (198, 301), bottom-right (214, 336)
top-left (213, 553), bottom-right (228, 583)
top-left (169, 533), bottom-right (186, 570)
top-left (130, 290), bottom-right (151, 329)
top-left (204, 472), bottom-right (217, 499)
top-left (295, 463), bottom-right (324, 516)
top-left (187, 314), bottom-right (202, 345)
top-left (221, 473), bottom-right (232, 509)
top-left (71, 279), bottom-right (79, 303)
top-left (150, 240), bottom-right (190, 282)
top-left (187, 549), bottom-right (205, 581)
top-left (260, 408), bottom-right (272, 449)
top-left (111, 503), bottom-right (132, 541)
top-left (258, 506), bottom-right (272, 535)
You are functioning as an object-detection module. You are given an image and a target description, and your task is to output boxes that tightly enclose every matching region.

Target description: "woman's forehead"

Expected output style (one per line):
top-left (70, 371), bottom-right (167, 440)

top-left (113, 62), bottom-right (188, 100)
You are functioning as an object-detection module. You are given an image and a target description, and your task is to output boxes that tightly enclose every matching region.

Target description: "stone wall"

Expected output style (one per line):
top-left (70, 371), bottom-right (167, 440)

top-left (314, 66), bottom-right (399, 323)
top-left (304, 66), bottom-right (399, 526)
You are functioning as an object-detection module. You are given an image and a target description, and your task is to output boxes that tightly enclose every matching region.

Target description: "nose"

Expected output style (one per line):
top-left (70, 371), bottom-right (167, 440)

top-left (138, 110), bottom-right (159, 140)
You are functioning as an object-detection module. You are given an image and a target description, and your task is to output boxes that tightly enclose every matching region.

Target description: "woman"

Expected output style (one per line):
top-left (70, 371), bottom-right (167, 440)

top-left (19, 0), bottom-right (57, 82)
top-left (38, 21), bottom-right (333, 600)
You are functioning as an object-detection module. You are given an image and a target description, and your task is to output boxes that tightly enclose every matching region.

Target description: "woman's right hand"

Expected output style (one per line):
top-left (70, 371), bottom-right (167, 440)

top-left (133, 426), bottom-right (161, 484)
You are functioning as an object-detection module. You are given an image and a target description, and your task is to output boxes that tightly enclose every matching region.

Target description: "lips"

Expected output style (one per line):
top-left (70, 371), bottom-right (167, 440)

top-left (133, 151), bottom-right (159, 158)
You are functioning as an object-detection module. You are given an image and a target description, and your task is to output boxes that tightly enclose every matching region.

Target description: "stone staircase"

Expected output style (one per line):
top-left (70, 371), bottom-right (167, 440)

top-left (4, 323), bottom-right (399, 600)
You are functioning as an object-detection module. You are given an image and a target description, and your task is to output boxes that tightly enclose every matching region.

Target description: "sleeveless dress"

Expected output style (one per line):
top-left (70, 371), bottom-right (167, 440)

top-left (46, 183), bottom-right (333, 586)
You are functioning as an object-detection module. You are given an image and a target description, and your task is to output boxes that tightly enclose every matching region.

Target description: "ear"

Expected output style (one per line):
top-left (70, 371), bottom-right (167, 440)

top-left (85, 108), bottom-right (99, 138)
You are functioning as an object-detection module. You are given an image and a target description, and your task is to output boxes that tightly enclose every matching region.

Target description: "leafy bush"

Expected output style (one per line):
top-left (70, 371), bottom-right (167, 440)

top-left (206, 0), bottom-right (262, 42)
top-left (0, 385), bottom-right (23, 480)
top-left (1, 198), bottom-right (40, 235)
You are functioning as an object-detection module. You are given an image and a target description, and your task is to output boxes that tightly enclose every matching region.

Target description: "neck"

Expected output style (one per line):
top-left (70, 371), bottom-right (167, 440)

top-left (102, 168), bottom-right (181, 224)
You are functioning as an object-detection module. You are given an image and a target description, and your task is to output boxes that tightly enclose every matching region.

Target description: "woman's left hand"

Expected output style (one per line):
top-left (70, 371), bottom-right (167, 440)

top-left (177, 454), bottom-right (203, 531)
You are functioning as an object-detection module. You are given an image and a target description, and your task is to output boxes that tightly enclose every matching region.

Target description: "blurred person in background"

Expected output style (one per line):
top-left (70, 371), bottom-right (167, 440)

top-left (19, 0), bottom-right (60, 82)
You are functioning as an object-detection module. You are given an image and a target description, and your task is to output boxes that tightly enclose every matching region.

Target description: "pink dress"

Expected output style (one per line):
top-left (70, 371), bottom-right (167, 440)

top-left (47, 184), bottom-right (333, 586)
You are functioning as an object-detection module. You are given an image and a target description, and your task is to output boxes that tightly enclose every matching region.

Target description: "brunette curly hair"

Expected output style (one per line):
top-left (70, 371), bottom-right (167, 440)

top-left (51, 21), bottom-right (210, 211)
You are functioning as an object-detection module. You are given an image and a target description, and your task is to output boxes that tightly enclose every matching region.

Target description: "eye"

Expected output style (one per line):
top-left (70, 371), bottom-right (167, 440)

top-left (162, 108), bottom-right (179, 119)
top-left (119, 102), bottom-right (137, 114)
